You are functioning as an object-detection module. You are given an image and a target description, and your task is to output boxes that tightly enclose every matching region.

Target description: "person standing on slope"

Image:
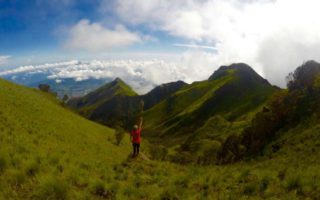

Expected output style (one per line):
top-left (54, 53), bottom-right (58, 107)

top-left (131, 100), bottom-right (144, 157)
top-left (131, 116), bottom-right (143, 157)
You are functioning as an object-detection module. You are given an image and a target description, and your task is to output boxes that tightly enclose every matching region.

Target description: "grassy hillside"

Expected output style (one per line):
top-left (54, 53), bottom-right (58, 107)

top-left (144, 64), bottom-right (278, 148)
top-left (1, 62), bottom-right (320, 199)
top-left (113, 120), bottom-right (320, 199)
top-left (0, 78), bottom-right (132, 199)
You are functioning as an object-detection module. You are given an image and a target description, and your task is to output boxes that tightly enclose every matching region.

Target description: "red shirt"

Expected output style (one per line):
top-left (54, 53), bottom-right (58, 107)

top-left (131, 128), bottom-right (141, 143)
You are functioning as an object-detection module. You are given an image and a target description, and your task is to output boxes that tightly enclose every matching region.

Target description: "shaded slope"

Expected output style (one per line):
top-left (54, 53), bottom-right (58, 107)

top-left (0, 78), bottom-right (131, 199)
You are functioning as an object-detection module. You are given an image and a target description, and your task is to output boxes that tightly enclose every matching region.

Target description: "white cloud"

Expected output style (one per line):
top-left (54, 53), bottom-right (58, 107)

top-left (64, 19), bottom-right (143, 51)
top-left (0, 55), bottom-right (11, 65)
top-left (113, 0), bottom-right (320, 87)
top-left (0, 60), bottom-right (79, 75)
top-left (174, 43), bottom-right (218, 50)
top-left (0, 59), bottom-right (191, 94)
top-left (0, 49), bottom-right (228, 93)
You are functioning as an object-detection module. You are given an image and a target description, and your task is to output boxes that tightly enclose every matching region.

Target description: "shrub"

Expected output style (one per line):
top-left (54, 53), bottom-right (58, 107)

top-left (160, 189), bottom-right (179, 200)
top-left (243, 182), bottom-right (257, 196)
top-left (149, 145), bottom-right (168, 161)
top-left (38, 84), bottom-right (51, 93)
top-left (122, 185), bottom-right (136, 198)
top-left (0, 157), bottom-right (7, 174)
top-left (259, 176), bottom-right (270, 193)
top-left (36, 176), bottom-right (68, 200)
top-left (278, 169), bottom-right (286, 181)
top-left (25, 160), bottom-right (40, 177)
top-left (174, 176), bottom-right (190, 188)
top-left (115, 127), bottom-right (125, 146)
top-left (10, 170), bottom-right (26, 187)
top-left (90, 180), bottom-right (115, 199)
top-left (69, 173), bottom-right (88, 188)
top-left (285, 175), bottom-right (302, 192)
top-left (194, 140), bottom-right (221, 165)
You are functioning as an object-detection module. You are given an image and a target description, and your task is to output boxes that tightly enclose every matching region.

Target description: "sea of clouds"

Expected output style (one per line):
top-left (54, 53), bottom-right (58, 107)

top-left (0, 57), bottom-right (217, 94)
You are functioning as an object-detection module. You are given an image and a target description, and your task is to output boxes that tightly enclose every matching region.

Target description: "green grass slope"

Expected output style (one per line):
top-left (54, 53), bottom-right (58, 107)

top-left (73, 119), bottom-right (320, 200)
top-left (0, 78), bottom-right (132, 199)
top-left (1, 63), bottom-right (320, 199)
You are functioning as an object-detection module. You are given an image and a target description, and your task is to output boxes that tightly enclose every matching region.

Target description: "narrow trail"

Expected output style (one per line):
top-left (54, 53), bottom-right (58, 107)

top-left (126, 152), bottom-right (151, 162)
top-left (139, 152), bottom-right (150, 161)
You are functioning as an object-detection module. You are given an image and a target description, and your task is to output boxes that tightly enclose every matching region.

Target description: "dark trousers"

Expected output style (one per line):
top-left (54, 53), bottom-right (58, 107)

top-left (132, 143), bottom-right (140, 156)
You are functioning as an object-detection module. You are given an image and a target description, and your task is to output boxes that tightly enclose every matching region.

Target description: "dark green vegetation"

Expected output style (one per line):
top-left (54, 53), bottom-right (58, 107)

top-left (2, 61), bottom-right (320, 199)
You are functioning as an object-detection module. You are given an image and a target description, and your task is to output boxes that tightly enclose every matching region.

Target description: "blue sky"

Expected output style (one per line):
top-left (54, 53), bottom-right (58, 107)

top-left (1, 0), bottom-right (320, 88)
top-left (0, 0), bottom-right (100, 53)
top-left (0, 0), bottom-right (187, 66)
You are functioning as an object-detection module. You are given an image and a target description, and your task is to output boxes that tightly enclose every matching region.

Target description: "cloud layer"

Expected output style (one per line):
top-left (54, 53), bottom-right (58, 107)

top-left (0, 59), bottom-right (203, 94)
top-left (112, 0), bottom-right (320, 87)
top-left (64, 19), bottom-right (143, 51)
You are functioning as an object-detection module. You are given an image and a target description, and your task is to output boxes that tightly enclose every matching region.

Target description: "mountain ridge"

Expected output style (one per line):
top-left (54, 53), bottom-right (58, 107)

top-left (67, 77), bottom-right (188, 128)
top-left (67, 63), bottom-right (279, 152)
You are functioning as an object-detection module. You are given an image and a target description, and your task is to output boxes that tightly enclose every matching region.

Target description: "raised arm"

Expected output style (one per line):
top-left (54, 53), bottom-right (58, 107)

top-left (138, 116), bottom-right (143, 130)
top-left (139, 100), bottom-right (144, 130)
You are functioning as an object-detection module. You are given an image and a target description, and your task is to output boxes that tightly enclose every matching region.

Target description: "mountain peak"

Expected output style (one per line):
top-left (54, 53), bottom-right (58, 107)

top-left (67, 78), bottom-right (137, 108)
top-left (114, 77), bottom-right (123, 82)
top-left (208, 63), bottom-right (270, 85)
top-left (110, 77), bottom-right (125, 86)
top-left (98, 78), bottom-right (137, 96)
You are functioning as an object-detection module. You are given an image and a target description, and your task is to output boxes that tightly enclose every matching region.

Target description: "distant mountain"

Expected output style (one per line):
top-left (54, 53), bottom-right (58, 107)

top-left (67, 78), bottom-right (187, 129)
top-left (30, 78), bottom-right (112, 98)
top-left (1, 71), bottom-right (112, 98)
